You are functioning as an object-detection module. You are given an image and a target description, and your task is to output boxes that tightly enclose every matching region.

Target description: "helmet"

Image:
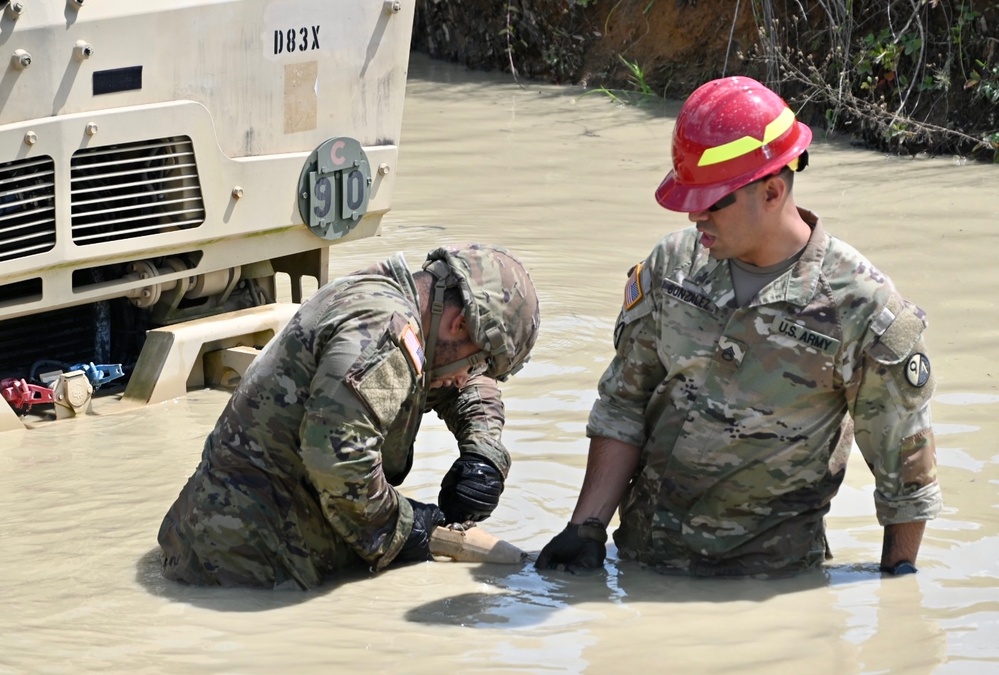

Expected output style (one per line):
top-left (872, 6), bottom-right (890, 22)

top-left (655, 76), bottom-right (812, 213)
top-left (422, 243), bottom-right (540, 382)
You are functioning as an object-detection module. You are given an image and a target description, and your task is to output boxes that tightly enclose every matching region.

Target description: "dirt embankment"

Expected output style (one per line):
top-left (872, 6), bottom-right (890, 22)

top-left (412, 0), bottom-right (754, 95)
top-left (412, 1), bottom-right (999, 157)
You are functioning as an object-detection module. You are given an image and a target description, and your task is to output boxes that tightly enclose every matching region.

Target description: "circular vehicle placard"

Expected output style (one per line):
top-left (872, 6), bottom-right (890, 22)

top-left (297, 137), bottom-right (371, 240)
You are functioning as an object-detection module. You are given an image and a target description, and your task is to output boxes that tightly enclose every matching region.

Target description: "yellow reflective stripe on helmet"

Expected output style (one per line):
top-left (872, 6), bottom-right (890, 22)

top-left (697, 107), bottom-right (795, 167)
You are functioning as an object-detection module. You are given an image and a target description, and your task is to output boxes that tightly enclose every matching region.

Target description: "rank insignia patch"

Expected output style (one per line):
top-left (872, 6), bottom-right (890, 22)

top-left (400, 324), bottom-right (424, 376)
top-left (624, 262), bottom-right (644, 310)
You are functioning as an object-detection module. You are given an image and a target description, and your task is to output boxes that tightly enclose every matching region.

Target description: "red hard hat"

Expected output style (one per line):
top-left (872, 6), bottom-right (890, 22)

top-left (655, 76), bottom-right (812, 213)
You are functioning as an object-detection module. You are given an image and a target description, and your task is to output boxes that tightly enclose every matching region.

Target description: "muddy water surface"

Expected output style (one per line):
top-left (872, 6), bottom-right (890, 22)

top-left (3, 53), bottom-right (998, 674)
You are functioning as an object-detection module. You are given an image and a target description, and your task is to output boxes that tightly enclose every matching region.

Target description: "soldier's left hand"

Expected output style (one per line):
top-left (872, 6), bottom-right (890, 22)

top-left (395, 498), bottom-right (446, 564)
top-left (438, 454), bottom-right (504, 523)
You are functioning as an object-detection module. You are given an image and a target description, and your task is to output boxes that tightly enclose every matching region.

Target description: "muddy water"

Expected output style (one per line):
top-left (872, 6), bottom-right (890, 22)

top-left (3, 53), bottom-right (999, 673)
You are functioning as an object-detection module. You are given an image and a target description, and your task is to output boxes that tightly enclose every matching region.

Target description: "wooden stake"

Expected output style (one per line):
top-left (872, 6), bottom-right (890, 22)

top-left (429, 525), bottom-right (528, 564)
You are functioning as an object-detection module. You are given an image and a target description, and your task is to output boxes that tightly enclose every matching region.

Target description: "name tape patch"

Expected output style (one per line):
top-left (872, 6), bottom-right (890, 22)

top-left (662, 279), bottom-right (714, 313)
top-left (771, 317), bottom-right (840, 354)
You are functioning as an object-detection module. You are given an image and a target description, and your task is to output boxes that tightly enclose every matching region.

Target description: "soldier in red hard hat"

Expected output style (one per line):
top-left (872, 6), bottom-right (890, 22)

top-left (537, 76), bottom-right (941, 578)
top-left (654, 75), bottom-right (812, 214)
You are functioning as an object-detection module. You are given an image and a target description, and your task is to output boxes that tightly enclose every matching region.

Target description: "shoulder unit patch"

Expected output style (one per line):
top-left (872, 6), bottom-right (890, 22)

top-left (905, 353), bottom-right (931, 388)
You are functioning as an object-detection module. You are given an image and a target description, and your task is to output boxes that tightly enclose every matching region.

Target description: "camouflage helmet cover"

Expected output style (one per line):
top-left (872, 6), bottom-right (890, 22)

top-left (422, 243), bottom-right (540, 381)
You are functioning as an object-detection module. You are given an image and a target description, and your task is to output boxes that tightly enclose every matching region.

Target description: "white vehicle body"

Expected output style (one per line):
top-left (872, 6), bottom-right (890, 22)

top-left (0, 0), bottom-right (416, 430)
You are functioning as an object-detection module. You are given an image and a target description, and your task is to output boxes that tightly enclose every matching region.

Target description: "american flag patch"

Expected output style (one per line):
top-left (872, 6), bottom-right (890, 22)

top-left (400, 324), bottom-right (424, 375)
top-left (624, 262), bottom-right (644, 310)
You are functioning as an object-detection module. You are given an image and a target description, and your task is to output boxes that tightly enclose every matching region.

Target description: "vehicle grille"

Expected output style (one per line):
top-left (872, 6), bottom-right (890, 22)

top-left (0, 156), bottom-right (57, 263)
top-left (70, 135), bottom-right (206, 246)
top-left (0, 304), bottom-right (100, 381)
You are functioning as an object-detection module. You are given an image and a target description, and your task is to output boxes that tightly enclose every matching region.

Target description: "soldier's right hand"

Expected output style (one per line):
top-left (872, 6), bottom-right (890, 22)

top-left (534, 518), bottom-right (607, 571)
top-left (438, 454), bottom-right (505, 523)
top-left (395, 498), bottom-right (446, 564)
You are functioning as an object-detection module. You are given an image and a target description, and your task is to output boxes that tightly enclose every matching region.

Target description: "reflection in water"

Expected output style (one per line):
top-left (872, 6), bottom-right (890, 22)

top-left (3, 53), bottom-right (999, 673)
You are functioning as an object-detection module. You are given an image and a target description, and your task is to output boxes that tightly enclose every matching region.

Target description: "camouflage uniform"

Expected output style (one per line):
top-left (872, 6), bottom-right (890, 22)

top-left (588, 209), bottom-right (942, 576)
top-left (158, 253), bottom-right (509, 589)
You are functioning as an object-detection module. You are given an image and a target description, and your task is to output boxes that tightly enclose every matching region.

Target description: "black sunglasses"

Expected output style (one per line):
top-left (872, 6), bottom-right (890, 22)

top-left (706, 192), bottom-right (738, 213)
top-left (705, 152), bottom-right (808, 213)
top-left (705, 172), bottom-right (779, 213)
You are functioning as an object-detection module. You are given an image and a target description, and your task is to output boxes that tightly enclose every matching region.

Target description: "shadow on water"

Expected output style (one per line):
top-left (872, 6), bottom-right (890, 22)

top-left (403, 555), bottom-right (886, 628)
top-left (134, 547), bottom-right (367, 611)
top-left (135, 537), bottom-right (887, 620)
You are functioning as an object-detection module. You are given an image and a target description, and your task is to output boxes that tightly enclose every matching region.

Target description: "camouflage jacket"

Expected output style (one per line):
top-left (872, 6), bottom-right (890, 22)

top-left (588, 210), bottom-right (942, 576)
top-left (158, 253), bottom-right (508, 588)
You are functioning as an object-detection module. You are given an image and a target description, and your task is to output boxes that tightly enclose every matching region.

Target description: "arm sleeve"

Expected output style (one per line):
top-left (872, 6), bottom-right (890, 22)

top-left (587, 257), bottom-right (666, 447)
top-left (427, 375), bottom-right (510, 477)
top-left (850, 297), bottom-right (942, 525)
top-left (298, 310), bottom-right (418, 571)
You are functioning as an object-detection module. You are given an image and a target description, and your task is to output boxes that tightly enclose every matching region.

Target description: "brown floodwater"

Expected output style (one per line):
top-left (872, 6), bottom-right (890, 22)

top-left (3, 53), bottom-right (998, 674)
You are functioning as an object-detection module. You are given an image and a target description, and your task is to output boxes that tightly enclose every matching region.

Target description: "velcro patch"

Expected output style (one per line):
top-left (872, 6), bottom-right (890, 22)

top-left (351, 348), bottom-right (412, 427)
top-left (867, 302), bottom-right (927, 365)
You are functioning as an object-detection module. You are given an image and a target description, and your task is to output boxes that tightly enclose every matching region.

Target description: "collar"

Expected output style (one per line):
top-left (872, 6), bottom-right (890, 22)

top-left (753, 207), bottom-right (828, 308)
top-left (686, 207), bottom-right (827, 310)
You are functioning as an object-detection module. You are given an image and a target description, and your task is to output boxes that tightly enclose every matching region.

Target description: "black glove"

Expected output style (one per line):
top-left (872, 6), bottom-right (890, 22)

top-left (395, 498), bottom-right (446, 564)
top-left (438, 454), bottom-right (504, 523)
top-left (535, 519), bottom-right (608, 571)
top-left (880, 561), bottom-right (918, 576)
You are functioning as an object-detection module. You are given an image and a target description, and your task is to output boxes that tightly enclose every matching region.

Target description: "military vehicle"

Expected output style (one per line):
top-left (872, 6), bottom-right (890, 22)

top-left (0, 0), bottom-right (416, 430)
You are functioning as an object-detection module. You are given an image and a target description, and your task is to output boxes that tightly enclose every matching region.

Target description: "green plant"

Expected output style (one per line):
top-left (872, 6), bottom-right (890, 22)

top-left (591, 86), bottom-right (627, 104)
top-left (588, 55), bottom-right (661, 106)
top-left (618, 55), bottom-right (654, 96)
top-left (967, 60), bottom-right (999, 104)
